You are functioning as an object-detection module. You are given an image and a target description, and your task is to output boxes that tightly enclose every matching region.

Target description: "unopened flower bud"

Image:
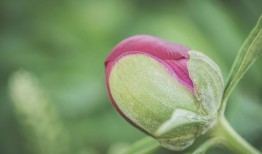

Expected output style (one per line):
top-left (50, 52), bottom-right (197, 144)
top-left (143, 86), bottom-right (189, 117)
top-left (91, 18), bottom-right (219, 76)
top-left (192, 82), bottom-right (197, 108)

top-left (105, 35), bottom-right (224, 151)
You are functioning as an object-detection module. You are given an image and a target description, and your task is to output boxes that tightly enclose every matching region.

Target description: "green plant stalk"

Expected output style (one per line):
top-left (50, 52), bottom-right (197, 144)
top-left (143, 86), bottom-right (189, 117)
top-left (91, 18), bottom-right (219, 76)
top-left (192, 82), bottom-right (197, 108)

top-left (210, 15), bottom-right (262, 154)
top-left (191, 136), bottom-right (224, 154)
top-left (208, 115), bottom-right (261, 154)
top-left (125, 137), bottom-right (160, 154)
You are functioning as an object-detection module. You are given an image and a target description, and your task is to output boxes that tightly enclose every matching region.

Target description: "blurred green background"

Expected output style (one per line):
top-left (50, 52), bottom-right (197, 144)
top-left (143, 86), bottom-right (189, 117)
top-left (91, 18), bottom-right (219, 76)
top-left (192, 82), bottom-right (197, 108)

top-left (0, 0), bottom-right (262, 154)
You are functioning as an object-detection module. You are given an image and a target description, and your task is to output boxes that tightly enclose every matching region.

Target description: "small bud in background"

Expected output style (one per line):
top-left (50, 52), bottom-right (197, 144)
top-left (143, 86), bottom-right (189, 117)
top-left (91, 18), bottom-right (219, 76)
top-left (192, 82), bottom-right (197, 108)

top-left (105, 35), bottom-right (224, 151)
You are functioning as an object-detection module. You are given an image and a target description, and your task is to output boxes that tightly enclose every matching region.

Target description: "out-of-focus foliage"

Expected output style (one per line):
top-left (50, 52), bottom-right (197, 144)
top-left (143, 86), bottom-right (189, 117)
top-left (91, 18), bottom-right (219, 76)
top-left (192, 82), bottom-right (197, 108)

top-left (0, 0), bottom-right (261, 154)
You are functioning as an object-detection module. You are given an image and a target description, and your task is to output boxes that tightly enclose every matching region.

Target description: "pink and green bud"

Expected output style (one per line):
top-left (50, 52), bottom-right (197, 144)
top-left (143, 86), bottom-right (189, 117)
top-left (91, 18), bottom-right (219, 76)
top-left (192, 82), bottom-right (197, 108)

top-left (105, 35), bottom-right (224, 151)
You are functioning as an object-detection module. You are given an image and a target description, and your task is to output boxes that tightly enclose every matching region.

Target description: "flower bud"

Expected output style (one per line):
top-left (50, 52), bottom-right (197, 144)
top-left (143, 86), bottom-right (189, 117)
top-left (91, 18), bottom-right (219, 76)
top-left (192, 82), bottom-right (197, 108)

top-left (105, 35), bottom-right (224, 151)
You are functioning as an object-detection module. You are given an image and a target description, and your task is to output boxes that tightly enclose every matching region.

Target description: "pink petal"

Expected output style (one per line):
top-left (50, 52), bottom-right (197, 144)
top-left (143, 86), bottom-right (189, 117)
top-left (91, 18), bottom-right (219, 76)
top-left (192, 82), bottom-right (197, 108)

top-left (105, 35), bottom-right (189, 65)
top-left (105, 35), bottom-right (193, 89)
top-left (165, 59), bottom-right (194, 89)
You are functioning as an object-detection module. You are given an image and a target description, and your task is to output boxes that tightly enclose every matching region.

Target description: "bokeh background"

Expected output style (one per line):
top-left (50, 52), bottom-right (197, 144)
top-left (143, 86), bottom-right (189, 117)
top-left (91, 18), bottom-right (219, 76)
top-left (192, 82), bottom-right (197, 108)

top-left (0, 0), bottom-right (262, 154)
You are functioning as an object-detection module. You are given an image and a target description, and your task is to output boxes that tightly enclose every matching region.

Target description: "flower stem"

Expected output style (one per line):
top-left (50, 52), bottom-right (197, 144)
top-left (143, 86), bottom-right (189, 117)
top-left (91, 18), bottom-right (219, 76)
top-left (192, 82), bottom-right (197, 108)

top-left (209, 116), bottom-right (261, 154)
top-left (191, 136), bottom-right (224, 154)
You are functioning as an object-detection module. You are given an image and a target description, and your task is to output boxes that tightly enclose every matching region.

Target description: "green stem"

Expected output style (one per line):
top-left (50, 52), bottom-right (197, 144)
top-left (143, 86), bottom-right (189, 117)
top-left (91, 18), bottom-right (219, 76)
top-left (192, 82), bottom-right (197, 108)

top-left (191, 137), bottom-right (224, 154)
top-left (218, 97), bottom-right (229, 117)
top-left (209, 116), bottom-right (261, 154)
top-left (125, 137), bottom-right (160, 154)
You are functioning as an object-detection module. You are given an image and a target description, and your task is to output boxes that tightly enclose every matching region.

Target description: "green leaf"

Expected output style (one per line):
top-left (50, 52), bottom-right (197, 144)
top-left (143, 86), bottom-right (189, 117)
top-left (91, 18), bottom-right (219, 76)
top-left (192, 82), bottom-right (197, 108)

top-left (219, 15), bottom-right (262, 114)
top-left (154, 109), bottom-right (211, 151)
top-left (125, 137), bottom-right (160, 154)
top-left (155, 109), bottom-right (209, 137)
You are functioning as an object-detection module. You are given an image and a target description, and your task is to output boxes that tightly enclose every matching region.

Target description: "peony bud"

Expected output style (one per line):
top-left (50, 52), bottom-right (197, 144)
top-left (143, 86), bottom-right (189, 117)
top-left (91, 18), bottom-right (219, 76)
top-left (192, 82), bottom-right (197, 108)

top-left (105, 35), bottom-right (224, 151)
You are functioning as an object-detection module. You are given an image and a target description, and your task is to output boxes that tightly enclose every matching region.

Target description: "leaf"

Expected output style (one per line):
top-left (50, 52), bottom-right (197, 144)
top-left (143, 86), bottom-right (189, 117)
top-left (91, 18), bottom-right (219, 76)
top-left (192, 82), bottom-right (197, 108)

top-left (155, 109), bottom-right (209, 136)
top-left (153, 109), bottom-right (216, 152)
top-left (220, 15), bottom-right (262, 113)
top-left (125, 137), bottom-right (160, 154)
